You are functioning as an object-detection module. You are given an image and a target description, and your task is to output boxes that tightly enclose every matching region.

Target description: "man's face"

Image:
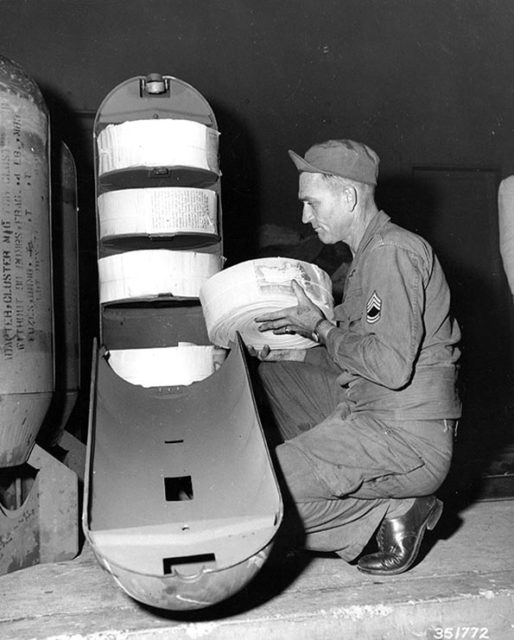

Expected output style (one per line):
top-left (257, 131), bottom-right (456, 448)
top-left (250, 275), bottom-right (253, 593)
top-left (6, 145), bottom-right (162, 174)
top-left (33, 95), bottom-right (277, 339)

top-left (298, 172), bottom-right (351, 244)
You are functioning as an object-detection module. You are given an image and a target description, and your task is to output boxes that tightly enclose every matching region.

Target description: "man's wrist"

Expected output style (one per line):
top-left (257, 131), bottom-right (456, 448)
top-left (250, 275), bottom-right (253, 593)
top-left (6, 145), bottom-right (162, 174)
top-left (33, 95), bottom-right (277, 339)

top-left (311, 318), bottom-right (335, 344)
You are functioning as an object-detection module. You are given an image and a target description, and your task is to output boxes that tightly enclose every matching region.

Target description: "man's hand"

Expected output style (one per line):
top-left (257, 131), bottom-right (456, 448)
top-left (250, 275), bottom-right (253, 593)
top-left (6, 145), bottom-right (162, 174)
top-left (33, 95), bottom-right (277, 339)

top-left (254, 280), bottom-right (325, 339)
top-left (246, 344), bottom-right (272, 360)
top-left (246, 344), bottom-right (308, 362)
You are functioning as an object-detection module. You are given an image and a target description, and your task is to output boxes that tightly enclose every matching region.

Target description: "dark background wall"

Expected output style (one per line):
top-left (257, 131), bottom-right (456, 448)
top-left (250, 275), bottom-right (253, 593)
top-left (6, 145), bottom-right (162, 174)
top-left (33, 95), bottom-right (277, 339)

top-left (2, 0), bottom-right (514, 223)
top-left (1, 0), bottom-right (513, 497)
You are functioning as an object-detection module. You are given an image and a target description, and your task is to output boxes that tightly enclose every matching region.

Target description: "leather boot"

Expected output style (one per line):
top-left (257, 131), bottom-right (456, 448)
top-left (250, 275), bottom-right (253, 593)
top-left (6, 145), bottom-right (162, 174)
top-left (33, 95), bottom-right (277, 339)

top-left (357, 496), bottom-right (443, 575)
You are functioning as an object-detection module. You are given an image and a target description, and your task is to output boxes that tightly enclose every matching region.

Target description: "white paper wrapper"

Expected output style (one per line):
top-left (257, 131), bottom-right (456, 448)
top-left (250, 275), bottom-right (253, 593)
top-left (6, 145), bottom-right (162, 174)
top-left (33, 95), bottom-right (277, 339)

top-left (98, 187), bottom-right (217, 238)
top-left (199, 257), bottom-right (334, 349)
top-left (97, 119), bottom-right (219, 174)
top-left (99, 250), bottom-right (222, 303)
top-left (107, 344), bottom-right (220, 387)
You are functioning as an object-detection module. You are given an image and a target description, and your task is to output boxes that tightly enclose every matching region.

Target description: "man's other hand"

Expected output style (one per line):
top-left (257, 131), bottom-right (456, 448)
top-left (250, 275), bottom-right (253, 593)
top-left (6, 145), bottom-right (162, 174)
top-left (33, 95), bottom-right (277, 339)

top-left (246, 343), bottom-right (308, 362)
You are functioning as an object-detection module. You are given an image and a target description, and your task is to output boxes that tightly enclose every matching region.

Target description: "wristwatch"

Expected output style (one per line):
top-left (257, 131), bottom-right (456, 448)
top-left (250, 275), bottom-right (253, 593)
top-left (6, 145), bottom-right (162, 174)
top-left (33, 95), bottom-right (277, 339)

top-left (311, 318), bottom-right (326, 343)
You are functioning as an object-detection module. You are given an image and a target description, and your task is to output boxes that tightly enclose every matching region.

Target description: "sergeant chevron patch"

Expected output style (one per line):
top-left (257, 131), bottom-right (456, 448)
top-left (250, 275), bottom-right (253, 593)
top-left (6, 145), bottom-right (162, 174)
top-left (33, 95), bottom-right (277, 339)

top-left (366, 291), bottom-right (382, 323)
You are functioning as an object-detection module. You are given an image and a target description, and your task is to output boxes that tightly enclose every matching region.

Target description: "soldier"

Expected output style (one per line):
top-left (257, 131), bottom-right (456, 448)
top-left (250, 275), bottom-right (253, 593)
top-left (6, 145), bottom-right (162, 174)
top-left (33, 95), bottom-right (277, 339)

top-left (254, 139), bottom-right (461, 574)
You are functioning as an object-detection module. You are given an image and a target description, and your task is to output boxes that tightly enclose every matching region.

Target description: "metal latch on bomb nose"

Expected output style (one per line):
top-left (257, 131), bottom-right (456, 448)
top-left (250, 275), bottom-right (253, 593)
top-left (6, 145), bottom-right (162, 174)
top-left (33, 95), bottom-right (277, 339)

top-left (140, 73), bottom-right (170, 97)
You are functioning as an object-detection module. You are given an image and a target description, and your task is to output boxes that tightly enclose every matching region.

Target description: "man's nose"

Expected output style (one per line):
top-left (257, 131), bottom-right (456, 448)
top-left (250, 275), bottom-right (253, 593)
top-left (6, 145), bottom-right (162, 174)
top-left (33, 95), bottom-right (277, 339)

top-left (302, 205), bottom-right (313, 224)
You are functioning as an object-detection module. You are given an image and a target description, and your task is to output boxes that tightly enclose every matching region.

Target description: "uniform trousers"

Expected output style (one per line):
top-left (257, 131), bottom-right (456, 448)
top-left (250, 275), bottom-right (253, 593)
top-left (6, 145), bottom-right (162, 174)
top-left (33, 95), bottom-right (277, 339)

top-left (258, 351), bottom-right (454, 561)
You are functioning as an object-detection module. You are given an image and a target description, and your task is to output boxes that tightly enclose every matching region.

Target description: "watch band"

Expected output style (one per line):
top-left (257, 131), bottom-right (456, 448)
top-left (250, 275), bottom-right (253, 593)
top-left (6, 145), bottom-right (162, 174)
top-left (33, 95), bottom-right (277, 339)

top-left (311, 317), bottom-right (326, 343)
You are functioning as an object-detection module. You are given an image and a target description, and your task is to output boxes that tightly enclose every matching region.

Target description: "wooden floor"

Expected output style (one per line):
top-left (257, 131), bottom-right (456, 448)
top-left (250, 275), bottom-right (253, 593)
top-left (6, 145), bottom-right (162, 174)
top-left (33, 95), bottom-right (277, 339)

top-left (0, 498), bottom-right (513, 639)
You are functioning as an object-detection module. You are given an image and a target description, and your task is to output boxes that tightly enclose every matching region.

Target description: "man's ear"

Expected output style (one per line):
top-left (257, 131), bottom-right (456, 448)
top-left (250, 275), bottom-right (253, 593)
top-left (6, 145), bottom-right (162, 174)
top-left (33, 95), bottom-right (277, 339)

top-left (343, 185), bottom-right (358, 211)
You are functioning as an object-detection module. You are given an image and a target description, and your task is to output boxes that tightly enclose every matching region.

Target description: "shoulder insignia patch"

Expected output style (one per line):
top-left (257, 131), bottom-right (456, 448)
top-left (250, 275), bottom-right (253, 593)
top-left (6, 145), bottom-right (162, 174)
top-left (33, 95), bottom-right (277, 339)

top-left (366, 291), bottom-right (382, 324)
